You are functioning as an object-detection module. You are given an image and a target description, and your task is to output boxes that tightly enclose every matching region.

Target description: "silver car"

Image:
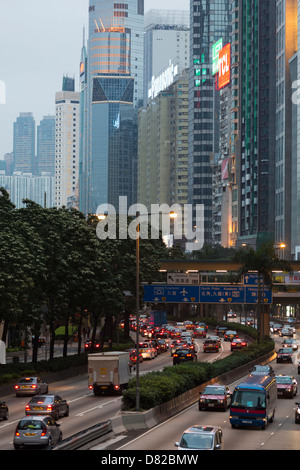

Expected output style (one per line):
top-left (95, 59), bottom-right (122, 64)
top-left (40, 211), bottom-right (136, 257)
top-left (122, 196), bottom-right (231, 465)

top-left (13, 415), bottom-right (62, 449)
top-left (14, 377), bottom-right (48, 397)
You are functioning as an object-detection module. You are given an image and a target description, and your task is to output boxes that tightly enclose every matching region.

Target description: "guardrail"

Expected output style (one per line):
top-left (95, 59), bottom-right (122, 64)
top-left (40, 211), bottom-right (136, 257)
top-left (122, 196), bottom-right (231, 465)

top-left (52, 420), bottom-right (112, 450)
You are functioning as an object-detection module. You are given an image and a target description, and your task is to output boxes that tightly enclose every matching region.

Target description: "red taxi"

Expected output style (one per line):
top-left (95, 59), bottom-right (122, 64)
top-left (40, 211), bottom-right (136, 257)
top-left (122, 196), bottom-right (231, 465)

top-left (275, 375), bottom-right (298, 398)
top-left (276, 347), bottom-right (293, 363)
top-left (198, 384), bottom-right (232, 411)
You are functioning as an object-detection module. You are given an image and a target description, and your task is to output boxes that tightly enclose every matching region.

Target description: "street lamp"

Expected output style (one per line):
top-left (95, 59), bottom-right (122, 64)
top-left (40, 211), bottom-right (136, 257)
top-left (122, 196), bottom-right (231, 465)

top-left (135, 209), bottom-right (177, 411)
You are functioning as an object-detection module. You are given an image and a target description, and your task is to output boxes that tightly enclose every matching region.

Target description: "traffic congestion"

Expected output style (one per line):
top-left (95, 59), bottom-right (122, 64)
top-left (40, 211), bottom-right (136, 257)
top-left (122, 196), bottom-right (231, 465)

top-left (1, 314), bottom-right (300, 450)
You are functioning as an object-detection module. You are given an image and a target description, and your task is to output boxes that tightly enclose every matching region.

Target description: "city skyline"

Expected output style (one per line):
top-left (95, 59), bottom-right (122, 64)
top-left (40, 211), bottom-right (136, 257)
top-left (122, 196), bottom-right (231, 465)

top-left (0, 0), bottom-right (189, 160)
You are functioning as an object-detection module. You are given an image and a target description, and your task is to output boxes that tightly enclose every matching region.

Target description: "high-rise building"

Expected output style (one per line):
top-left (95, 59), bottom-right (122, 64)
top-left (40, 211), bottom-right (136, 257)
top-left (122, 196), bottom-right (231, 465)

top-left (237, 0), bottom-right (277, 248)
top-left (13, 112), bottom-right (35, 174)
top-left (188, 0), bottom-right (231, 246)
top-left (143, 9), bottom-right (190, 105)
top-left (55, 77), bottom-right (80, 208)
top-left (37, 115), bottom-right (56, 176)
top-left (138, 68), bottom-right (189, 210)
top-left (275, 0), bottom-right (297, 259)
top-left (79, 0), bottom-right (144, 216)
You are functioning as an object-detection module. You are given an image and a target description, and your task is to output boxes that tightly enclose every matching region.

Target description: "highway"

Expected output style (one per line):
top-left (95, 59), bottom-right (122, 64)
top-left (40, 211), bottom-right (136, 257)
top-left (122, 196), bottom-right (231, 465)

top-left (105, 332), bottom-right (300, 451)
top-left (0, 331), bottom-right (231, 450)
top-left (1, 326), bottom-right (299, 451)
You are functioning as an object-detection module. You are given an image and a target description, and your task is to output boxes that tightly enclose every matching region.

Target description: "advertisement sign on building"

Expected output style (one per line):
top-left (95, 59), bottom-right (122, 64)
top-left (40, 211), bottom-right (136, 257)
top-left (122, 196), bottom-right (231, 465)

top-left (212, 38), bottom-right (223, 75)
top-left (218, 43), bottom-right (231, 89)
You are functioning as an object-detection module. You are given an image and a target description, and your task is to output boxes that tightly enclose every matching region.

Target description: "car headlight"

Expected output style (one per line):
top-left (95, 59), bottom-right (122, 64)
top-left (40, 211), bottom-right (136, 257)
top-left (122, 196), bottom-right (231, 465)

top-left (296, 408), bottom-right (300, 415)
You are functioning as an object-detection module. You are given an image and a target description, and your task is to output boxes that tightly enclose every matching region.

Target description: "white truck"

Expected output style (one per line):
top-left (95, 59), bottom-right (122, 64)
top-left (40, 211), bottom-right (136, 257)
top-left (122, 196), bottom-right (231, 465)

top-left (88, 351), bottom-right (131, 395)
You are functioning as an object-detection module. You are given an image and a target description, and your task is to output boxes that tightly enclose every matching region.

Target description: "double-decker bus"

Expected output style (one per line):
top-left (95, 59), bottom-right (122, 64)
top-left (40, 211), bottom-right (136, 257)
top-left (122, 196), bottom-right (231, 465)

top-left (229, 373), bottom-right (277, 429)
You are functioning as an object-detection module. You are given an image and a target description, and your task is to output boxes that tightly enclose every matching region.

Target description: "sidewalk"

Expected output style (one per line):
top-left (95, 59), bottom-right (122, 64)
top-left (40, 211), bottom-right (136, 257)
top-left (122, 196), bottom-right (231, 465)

top-left (4, 342), bottom-right (80, 364)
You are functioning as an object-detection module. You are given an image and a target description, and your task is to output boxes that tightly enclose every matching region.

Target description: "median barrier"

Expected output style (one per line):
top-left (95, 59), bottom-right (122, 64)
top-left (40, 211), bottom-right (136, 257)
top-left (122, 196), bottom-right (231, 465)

top-left (110, 349), bottom-right (276, 432)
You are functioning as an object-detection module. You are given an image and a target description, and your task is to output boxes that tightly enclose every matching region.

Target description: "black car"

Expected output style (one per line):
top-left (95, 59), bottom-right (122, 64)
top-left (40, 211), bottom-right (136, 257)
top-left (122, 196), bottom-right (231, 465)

top-left (173, 348), bottom-right (197, 365)
top-left (0, 402), bottom-right (8, 421)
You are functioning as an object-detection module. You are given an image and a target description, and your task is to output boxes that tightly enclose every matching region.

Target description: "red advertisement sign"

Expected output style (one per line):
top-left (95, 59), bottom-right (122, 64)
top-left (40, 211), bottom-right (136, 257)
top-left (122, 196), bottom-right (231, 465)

top-left (218, 43), bottom-right (231, 89)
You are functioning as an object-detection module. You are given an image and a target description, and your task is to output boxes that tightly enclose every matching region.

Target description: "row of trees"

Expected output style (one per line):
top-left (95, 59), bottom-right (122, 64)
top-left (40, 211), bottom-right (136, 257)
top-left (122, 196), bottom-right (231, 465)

top-left (0, 188), bottom-right (180, 362)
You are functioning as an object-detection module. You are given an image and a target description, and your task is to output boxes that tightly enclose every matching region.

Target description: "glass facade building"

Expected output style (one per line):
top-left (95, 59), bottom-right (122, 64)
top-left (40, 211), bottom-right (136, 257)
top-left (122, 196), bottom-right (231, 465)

top-left (237, 0), bottom-right (276, 247)
top-left (79, 0), bottom-right (144, 215)
top-left (13, 112), bottom-right (36, 174)
top-left (188, 0), bottom-right (231, 245)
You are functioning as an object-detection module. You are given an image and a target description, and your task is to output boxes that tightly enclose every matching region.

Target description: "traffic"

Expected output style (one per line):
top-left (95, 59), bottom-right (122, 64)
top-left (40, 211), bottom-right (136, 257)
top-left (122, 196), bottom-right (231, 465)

top-left (0, 315), bottom-right (300, 450)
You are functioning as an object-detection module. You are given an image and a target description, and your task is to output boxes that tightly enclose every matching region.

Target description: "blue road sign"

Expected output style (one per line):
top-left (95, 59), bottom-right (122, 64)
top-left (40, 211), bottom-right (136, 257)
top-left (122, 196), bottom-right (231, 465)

top-left (243, 274), bottom-right (264, 285)
top-left (200, 286), bottom-right (245, 304)
top-left (245, 286), bottom-right (272, 304)
top-left (143, 284), bottom-right (272, 304)
top-left (143, 285), bottom-right (200, 303)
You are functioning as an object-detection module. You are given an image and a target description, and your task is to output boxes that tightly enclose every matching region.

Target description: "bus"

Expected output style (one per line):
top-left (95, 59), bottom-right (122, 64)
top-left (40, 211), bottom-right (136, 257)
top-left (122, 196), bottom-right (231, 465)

top-left (229, 374), bottom-right (277, 429)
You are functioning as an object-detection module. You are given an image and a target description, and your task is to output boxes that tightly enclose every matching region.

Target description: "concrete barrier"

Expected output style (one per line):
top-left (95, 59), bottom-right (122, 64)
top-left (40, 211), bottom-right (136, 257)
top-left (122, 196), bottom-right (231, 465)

top-left (112, 349), bottom-right (276, 432)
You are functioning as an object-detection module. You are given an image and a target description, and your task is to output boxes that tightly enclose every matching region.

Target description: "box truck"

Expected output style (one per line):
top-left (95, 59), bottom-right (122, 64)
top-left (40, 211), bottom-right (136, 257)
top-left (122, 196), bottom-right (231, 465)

top-left (88, 351), bottom-right (131, 395)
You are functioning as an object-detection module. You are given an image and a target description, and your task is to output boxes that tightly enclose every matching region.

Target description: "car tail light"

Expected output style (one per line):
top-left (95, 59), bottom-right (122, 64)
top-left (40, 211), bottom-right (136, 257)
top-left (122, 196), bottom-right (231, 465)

top-left (46, 405), bottom-right (52, 412)
top-left (114, 385), bottom-right (120, 391)
top-left (187, 354), bottom-right (191, 357)
top-left (15, 431), bottom-right (20, 437)
top-left (89, 385), bottom-right (93, 390)
top-left (15, 385), bottom-right (19, 390)
top-left (41, 426), bottom-right (47, 437)
top-left (232, 342), bottom-right (236, 346)
top-left (31, 384), bottom-right (37, 389)
top-left (25, 405), bottom-right (30, 411)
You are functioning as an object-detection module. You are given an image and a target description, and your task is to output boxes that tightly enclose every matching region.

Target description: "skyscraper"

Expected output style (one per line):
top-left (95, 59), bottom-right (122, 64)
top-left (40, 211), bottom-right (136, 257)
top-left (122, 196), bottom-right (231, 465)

top-left (37, 115), bottom-right (55, 176)
top-left (237, 0), bottom-right (276, 248)
top-left (55, 77), bottom-right (80, 209)
top-left (79, 0), bottom-right (144, 215)
top-left (13, 112), bottom-right (35, 174)
top-left (188, 0), bottom-right (231, 245)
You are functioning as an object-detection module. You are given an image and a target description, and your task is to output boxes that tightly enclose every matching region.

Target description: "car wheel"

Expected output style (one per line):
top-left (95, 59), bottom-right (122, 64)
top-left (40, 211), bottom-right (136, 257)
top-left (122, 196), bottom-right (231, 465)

top-left (47, 437), bottom-right (53, 449)
top-left (4, 410), bottom-right (8, 420)
top-left (64, 406), bottom-right (69, 417)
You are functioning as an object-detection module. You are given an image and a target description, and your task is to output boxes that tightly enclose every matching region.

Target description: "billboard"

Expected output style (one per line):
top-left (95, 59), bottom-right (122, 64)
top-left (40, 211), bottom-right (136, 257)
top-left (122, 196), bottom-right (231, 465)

top-left (212, 38), bottom-right (223, 75)
top-left (218, 43), bottom-right (231, 89)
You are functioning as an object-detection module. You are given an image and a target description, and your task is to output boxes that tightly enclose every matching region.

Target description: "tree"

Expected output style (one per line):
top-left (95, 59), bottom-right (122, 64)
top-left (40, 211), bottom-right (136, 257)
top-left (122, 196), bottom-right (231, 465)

top-left (234, 242), bottom-right (292, 342)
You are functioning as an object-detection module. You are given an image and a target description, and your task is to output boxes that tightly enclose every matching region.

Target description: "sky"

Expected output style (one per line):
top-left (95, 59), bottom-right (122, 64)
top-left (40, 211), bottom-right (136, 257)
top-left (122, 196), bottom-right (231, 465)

top-left (0, 0), bottom-right (189, 160)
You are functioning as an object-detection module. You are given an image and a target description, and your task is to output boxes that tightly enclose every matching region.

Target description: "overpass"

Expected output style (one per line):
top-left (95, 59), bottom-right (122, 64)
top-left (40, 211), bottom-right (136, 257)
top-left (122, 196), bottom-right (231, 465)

top-left (158, 259), bottom-right (300, 306)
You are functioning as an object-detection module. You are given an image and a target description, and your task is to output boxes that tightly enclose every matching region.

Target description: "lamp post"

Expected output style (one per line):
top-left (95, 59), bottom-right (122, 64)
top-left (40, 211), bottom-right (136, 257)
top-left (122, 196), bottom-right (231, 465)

top-left (135, 209), bottom-right (177, 411)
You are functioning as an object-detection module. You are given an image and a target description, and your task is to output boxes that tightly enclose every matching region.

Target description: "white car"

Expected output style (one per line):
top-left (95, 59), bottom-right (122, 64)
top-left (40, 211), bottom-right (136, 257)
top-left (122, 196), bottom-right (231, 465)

top-left (175, 425), bottom-right (223, 450)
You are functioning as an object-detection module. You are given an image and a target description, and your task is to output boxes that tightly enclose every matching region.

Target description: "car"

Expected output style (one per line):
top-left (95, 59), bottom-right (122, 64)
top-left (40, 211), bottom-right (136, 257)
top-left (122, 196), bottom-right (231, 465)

top-left (174, 425), bottom-right (223, 450)
top-left (184, 321), bottom-right (195, 330)
top-left (231, 338), bottom-right (248, 351)
top-left (193, 326), bottom-right (207, 338)
top-left (156, 338), bottom-right (168, 353)
top-left (270, 323), bottom-right (282, 334)
top-left (138, 341), bottom-right (157, 359)
top-left (128, 348), bottom-right (143, 366)
top-left (170, 340), bottom-right (186, 356)
top-left (282, 338), bottom-right (298, 351)
top-left (206, 335), bottom-right (221, 345)
top-left (14, 377), bottom-right (49, 397)
top-left (84, 339), bottom-right (100, 352)
top-left (279, 327), bottom-right (294, 337)
top-left (245, 318), bottom-right (254, 326)
top-left (13, 415), bottom-right (62, 449)
top-left (173, 348), bottom-right (197, 365)
top-left (224, 330), bottom-right (238, 341)
top-left (0, 402), bottom-right (8, 421)
top-left (214, 326), bottom-right (227, 336)
top-left (198, 384), bottom-right (232, 411)
top-left (295, 402), bottom-right (300, 423)
top-left (228, 311), bottom-right (236, 318)
top-left (275, 375), bottom-right (298, 398)
top-left (249, 364), bottom-right (275, 376)
top-left (277, 347), bottom-right (294, 363)
top-left (25, 394), bottom-right (69, 420)
top-left (203, 339), bottom-right (220, 353)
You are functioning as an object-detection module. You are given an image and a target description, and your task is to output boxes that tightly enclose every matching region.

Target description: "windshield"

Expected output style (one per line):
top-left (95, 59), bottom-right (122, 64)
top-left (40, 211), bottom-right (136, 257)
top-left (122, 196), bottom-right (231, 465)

top-left (203, 386), bottom-right (225, 395)
top-left (276, 377), bottom-right (292, 384)
top-left (179, 433), bottom-right (213, 450)
top-left (231, 389), bottom-right (266, 409)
